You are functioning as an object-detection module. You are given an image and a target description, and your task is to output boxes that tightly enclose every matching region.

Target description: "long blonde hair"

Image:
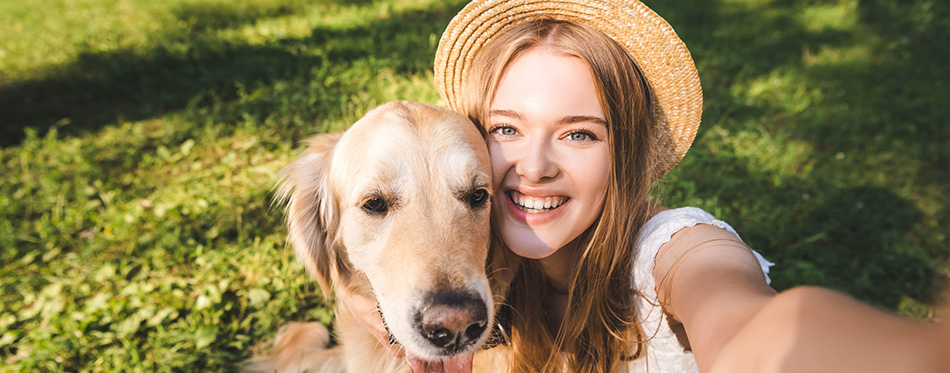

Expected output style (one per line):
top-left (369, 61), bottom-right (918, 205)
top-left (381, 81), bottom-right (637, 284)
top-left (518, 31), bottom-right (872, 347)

top-left (464, 19), bottom-right (657, 372)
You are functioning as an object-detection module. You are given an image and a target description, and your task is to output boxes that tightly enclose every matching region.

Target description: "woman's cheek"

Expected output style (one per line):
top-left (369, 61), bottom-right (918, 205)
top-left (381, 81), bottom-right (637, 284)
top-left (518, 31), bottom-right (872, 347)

top-left (488, 142), bottom-right (513, 188)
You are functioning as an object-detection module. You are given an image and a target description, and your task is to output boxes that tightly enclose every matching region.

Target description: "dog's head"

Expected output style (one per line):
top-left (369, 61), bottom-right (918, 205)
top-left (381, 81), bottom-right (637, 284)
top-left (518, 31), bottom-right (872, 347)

top-left (276, 101), bottom-right (494, 361)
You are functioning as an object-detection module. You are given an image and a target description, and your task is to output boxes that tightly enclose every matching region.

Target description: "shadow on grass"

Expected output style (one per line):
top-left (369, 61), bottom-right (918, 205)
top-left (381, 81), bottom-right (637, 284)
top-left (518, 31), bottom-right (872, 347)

top-left (653, 0), bottom-right (948, 309)
top-left (3, 0), bottom-right (944, 318)
top-left (660, 0), bottom-right (948, 169)
top-left (172, 1), bottom-right (306, 33)
top-left (2, 0), bottom-right (947, 369)
top-left (0, 0), bottom-right (467, 147)
top-left (684, 153), bottom-right (936, 309)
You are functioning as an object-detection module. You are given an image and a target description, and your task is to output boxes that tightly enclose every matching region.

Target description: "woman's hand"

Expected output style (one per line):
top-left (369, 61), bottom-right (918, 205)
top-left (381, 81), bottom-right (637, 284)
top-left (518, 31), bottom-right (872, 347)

top-left (343, 292), bottom-right (405, 358)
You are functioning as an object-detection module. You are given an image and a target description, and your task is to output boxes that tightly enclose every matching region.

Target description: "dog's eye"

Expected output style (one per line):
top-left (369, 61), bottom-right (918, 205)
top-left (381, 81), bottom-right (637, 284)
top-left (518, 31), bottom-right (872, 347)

top-left (362, 197), bottom-right (389, 215)
top-left (468, 188), bottom-right (490, 208)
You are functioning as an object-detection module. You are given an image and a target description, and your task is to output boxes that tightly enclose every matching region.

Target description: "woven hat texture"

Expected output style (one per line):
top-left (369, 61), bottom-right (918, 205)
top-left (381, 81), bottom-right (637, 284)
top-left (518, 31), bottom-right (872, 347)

top-left (434, 0), bottom-right (702, 178)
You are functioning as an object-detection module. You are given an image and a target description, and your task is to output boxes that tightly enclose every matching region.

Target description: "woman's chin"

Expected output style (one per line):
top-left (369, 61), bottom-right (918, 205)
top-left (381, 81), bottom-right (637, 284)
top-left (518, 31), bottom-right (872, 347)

top-left (502, 234), bottom-right (560, 259)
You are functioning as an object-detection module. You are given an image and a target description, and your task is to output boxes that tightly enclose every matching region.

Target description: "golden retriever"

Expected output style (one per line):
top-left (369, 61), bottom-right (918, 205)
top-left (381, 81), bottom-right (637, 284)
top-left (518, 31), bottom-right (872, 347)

top-left (249, 101), bottom-right (507, 372)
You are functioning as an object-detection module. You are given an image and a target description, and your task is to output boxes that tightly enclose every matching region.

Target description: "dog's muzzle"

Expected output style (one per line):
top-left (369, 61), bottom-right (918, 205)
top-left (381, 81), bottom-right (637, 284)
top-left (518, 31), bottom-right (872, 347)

top-left (377, 290), bottom-right (504, 354)
top-left (414, 290), bottom-right (488, 353)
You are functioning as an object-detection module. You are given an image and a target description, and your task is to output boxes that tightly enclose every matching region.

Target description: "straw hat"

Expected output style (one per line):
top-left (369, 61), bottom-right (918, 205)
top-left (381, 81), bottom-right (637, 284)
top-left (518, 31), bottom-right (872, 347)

top-left (434, 0), bottom-right (702, 178)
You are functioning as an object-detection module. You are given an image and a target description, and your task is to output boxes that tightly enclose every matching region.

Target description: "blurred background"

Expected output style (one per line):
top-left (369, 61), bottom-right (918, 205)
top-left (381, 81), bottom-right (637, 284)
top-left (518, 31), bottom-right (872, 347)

top-left (1, 0), bottom-right (947, 370)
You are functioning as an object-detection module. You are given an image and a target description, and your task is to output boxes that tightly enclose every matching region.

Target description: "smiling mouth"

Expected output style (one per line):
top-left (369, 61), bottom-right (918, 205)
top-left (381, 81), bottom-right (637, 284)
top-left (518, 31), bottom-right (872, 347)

top-left (509, 191), bottom-right (568, 213)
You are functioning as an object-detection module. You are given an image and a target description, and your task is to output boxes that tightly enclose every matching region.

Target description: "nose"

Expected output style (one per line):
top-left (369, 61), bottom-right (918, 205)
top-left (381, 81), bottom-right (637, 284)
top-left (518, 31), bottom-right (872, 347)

top-left (416, 290), bottom-right (488, 350)
top-left (515, 137), bottom-right (558, 182)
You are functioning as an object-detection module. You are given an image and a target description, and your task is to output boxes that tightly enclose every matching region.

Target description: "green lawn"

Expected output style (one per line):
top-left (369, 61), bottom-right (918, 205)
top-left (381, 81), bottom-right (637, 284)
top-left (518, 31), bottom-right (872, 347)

top-left (1, 0), bottom-right (947, 370)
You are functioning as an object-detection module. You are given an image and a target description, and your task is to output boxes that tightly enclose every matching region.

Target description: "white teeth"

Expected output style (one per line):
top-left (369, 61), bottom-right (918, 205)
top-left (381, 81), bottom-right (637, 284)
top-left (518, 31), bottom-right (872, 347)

top-left (510, 191), bottom-right (566, 213)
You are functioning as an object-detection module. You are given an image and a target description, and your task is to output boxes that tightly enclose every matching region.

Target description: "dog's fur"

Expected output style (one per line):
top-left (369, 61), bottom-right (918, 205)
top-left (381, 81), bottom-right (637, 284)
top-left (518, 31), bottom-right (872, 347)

top-left (249, 102), bottom-right (508, 372)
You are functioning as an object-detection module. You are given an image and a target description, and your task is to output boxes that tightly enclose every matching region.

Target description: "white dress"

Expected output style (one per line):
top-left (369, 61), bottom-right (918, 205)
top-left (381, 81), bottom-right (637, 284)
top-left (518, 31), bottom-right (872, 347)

top-left (627, 207), bottom-right (774, 372)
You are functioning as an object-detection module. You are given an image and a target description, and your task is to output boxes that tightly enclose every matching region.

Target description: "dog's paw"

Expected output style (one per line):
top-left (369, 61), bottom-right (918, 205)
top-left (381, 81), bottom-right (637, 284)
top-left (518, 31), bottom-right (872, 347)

top-left (245, 322), bottom-right (336, 373)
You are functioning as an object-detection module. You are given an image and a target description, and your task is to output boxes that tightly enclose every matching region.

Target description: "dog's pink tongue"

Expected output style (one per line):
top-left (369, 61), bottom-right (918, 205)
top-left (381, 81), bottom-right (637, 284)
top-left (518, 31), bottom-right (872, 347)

top-left (405, 352), bottom-right (473, 373)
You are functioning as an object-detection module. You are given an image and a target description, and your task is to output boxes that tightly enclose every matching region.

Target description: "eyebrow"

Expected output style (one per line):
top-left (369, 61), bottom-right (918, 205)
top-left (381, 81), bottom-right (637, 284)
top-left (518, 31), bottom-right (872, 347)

top-left (562, 115), bottom-right (608, 126)
top-left (488, 109), bottom-right (524, 120)
top-left (489, 109), bottom-right (608, 126)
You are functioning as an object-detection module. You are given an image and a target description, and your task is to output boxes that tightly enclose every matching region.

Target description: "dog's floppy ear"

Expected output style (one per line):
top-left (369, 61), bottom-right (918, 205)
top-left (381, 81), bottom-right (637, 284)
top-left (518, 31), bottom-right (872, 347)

top-left (274, 133), bottom-right (347, 296)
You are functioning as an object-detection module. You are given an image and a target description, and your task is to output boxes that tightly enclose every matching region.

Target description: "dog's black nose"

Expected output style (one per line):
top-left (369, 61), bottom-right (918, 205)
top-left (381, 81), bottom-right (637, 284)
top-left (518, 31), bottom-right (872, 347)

top-left (417, 290), bottom-right (488, 350)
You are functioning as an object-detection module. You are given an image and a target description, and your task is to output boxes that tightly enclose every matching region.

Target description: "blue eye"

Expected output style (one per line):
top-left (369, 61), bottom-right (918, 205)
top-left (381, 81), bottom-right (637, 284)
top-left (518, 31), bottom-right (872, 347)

top-left (490, 126), bottom-right (518, 137)
top-left (568, 131), bottom-right (597, 142)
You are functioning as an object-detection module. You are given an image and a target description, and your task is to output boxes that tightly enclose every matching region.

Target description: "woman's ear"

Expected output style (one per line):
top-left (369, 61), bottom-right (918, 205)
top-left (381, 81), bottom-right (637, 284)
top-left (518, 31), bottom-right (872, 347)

top-left (274, 133), bottom-right (343, 296)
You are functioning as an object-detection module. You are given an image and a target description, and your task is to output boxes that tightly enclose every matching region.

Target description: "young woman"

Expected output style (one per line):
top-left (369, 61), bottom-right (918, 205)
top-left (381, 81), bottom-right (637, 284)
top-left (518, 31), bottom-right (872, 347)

top-left (348, 1), bottom-right (950, 372)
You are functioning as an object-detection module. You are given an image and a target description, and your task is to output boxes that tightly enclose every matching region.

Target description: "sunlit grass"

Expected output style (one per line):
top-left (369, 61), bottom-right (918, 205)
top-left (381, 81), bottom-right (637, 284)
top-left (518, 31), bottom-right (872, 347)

top-left (798, 0), bottom-right (858, 33)
top-left (2, 0), bottom-right (948, 370)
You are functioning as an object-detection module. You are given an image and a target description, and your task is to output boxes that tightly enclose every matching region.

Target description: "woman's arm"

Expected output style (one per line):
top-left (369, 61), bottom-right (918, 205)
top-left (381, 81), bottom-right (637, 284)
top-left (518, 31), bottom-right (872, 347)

top-left (711, 285), bottom-right (943, 373)
top-left (655, 224), bottom-right (946, 372)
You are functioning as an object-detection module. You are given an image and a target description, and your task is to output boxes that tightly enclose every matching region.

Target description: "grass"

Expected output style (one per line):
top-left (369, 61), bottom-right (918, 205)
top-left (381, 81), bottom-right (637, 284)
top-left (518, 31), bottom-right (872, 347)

top-left (1, 0), bottom-right (947, 370)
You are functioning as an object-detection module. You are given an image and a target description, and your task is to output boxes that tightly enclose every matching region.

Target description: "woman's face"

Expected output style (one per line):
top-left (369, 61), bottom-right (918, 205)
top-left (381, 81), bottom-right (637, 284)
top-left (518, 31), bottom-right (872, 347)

top-left (487, 48), bottom-right (610, 259)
